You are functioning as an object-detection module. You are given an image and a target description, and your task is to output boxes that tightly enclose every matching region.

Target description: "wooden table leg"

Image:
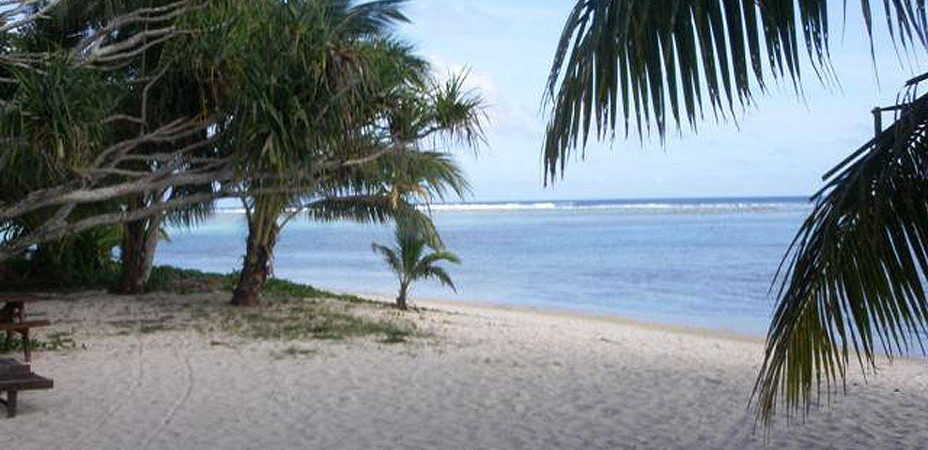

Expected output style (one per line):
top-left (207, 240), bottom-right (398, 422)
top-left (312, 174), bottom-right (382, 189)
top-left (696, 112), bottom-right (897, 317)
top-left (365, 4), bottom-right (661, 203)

top-left (22, 328), bottom-right (30, 363)
top-left (2, 390), bottom-right (16, 418)
top-left (7, 391), bottom-right (15, 418)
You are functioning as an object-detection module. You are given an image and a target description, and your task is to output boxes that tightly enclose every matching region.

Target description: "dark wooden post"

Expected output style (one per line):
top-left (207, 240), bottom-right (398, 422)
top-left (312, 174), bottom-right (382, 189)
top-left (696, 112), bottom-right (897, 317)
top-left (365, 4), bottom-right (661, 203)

top-left (872, 107), bottom-right (882, 139)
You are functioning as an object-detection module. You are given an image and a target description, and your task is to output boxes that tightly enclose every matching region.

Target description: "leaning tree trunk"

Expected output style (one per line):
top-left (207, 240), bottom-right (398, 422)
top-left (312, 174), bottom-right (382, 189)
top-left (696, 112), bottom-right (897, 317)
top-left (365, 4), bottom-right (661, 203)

top-left (116, 195), bottom-right (163, 295)
top-left (231, 197), bottom-right (283, 306)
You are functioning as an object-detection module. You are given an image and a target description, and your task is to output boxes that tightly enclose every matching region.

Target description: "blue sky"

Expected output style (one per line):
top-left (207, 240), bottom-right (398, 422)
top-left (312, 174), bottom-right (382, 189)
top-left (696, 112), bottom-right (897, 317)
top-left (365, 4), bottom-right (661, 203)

top-left (397, 1), bottom-right (922, 202)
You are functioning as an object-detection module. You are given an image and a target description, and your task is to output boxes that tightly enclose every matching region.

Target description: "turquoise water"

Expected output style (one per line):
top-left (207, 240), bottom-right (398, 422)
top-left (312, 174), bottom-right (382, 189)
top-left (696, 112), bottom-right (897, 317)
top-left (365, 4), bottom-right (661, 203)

top-left (156, 197), bottom-right (811, 336)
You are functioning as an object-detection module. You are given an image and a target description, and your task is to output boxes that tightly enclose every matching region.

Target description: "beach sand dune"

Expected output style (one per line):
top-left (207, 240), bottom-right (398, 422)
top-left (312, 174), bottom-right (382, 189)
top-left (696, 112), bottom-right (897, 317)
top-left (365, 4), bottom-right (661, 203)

top-left (2, 294), bottom-right (927, 449)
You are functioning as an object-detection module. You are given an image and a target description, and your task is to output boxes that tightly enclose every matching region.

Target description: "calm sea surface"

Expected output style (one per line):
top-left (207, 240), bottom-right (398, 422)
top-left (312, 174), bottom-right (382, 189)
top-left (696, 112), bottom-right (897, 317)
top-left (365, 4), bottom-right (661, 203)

top-left (156, 197), bottom-right (812, 336)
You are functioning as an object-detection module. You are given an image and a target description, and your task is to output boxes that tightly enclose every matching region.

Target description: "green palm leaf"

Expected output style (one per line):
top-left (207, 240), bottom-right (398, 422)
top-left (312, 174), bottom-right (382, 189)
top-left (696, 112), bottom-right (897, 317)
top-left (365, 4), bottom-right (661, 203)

top-left (544, 0), bottom-right (928, 182)
top-left (415, 250), bottom-right (461, 272)
top-left (418, 265), bottom-right (457, 292)
top-left (372, 222), bottom-right (460, 308)
top-left (753, 77), bottom-right (928, 425)
top-left (371, 242), bottom-right (402, 274)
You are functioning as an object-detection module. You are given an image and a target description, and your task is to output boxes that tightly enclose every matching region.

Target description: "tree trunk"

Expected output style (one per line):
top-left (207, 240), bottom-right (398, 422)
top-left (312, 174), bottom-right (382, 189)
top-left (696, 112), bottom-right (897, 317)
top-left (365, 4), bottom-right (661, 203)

top-left (396, 282), bottom-right (409, 310)
top-left (231, 197), bottom-right (283, 306)
top-left (116, 195), bottom-right (163, 295)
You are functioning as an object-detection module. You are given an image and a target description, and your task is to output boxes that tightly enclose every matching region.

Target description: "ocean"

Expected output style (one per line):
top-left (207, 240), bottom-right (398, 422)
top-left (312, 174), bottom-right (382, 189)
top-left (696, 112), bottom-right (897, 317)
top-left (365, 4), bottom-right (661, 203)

top-left (156, 197), bottom-right (813, 336)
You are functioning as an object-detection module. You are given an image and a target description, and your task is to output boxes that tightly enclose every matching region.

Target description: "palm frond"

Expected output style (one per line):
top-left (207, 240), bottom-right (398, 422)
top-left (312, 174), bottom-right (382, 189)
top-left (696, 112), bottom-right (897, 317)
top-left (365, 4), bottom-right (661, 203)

top-left (305, 195), bottom-right (397, 224)
top-left (371, 241), bottom-right (402, 274)
top-left (543, 0), bottom-right (928, 182)
top-left (164, 183), bottom-right (216, 228)
top-left (419, 265), bottom-right (457, 292)
top-left (362, 37), bottom-right (431, 90)
top-left (429, 71), bottom-right (488, 149)
top-left (395, 207), bottom-right (443, 249)
top-left (415, 250), bottom-right (461, 273)
top-left (385, 151), bottom-right (472, 203)
top-left (753, 77), bottom-right (928, 426)
top-left (396, 223), bottom-right (427, 274)
top-left (340, 0), bottom-right (409, 36)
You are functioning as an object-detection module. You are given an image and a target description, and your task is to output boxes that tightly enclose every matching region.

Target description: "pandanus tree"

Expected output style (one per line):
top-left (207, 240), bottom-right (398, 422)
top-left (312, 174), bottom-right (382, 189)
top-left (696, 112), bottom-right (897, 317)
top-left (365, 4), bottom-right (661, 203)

top-left (158, 0), bottom-right (387, 306)
top-left (178, 0), bottom-right (484, 306)
top-left (372, 223), bottom-right (459, 310)
top-left (0, 58), bottom-right (122, 283)
top-left (545, 0), bottom-right (928, 425)
top-left (206, 0), bottom-right (415, 307)
top-left (0, 0), bottom-right (217, 289)
top-left (0, 5), bottom-right (123, 284)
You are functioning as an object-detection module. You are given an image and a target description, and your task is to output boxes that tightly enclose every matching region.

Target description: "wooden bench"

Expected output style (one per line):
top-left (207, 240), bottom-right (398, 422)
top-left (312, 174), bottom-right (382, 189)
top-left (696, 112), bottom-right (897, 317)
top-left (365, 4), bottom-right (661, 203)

top-left (0, 375), bottom-right (53, 418)
top-left (0, 358), bottom-right (53, 418)
top-left (0, 320), bottom-right (51, 362)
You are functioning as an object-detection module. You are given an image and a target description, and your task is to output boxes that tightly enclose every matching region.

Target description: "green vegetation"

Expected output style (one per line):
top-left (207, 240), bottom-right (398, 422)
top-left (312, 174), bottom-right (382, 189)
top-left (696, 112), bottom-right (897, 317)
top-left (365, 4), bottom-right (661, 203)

top-left (219, 302), bottom-right (417, 342)
top-left (0, 0), bottom-right (480, 311)
top-left (218, 0), bottom-right (483, 306)
top-left (1, 264), bottom-right (421, 356)
top-left (0, 332), bottom-right (77, 354)
top-left (0, 1), bottom-right (450, 363)
top-left (372, 223), bottom-right (460, 310)
top-left (547, 0), bottom-right (928, 425)
top-left (187, 268), bottom-right (422, 343)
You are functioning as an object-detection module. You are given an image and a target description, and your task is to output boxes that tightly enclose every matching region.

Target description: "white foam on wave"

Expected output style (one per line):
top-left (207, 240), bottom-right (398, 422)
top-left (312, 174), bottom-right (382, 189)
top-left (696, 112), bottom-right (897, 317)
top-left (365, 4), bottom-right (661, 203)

top-left (424, 202), bottom-right (558, 212)
top-left (212, 200), bottom-right (811, 215)
top-left (424, 201), bottom-right (809, 213)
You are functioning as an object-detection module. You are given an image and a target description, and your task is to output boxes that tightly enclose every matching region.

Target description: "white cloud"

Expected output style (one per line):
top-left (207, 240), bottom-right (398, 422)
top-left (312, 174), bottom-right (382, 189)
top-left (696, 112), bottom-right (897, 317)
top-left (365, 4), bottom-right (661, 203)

top-left (426, 54), bottom-right (545, 141)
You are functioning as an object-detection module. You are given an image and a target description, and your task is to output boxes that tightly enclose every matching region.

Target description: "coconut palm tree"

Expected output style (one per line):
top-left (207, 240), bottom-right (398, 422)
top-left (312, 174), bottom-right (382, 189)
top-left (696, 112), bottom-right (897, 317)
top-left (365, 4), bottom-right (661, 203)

top-left (545, 0), bottom-right (928, 425)
top-left (372, 224), bottom-right (459, 310)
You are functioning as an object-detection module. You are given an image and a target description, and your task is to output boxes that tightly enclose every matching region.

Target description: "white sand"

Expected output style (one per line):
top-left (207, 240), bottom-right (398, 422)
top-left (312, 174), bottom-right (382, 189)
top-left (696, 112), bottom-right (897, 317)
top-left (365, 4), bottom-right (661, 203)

top-left (2, 292), bottom-right (927, 449)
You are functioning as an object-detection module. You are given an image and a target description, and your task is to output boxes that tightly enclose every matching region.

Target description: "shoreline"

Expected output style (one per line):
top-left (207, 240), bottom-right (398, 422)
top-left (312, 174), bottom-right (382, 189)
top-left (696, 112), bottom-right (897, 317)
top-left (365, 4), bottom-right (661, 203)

top-left (387, 293), bottom-right (766, 344)
top-left (347, 290), bottom-right (928, 362)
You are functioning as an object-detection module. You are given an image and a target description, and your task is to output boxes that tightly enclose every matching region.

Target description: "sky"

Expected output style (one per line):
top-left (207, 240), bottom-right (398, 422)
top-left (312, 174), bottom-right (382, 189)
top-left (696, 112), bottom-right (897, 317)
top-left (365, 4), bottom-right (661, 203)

top-left (396, 1), bottom-right (923, 202)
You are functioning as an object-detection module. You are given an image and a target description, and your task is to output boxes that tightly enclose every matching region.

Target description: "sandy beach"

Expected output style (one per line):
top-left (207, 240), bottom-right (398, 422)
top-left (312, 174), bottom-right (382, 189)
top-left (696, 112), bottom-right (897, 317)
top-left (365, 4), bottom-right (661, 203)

top-left (2, 291), bottom-right (927, 450)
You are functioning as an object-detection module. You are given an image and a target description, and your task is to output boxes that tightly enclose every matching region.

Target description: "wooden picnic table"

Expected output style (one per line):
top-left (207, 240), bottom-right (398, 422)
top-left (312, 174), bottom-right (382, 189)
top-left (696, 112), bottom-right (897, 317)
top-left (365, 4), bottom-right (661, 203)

top-left (0, 294), bottom-right (49, 363)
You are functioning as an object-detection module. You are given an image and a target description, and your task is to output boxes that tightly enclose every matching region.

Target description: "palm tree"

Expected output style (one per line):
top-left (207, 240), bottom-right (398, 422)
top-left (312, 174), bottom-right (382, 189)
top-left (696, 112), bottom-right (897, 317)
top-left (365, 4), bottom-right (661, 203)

top-left (184, 0), bottom-right (485, 306)
top-left (545, 1), bottom-right (928, 425)
top-left (171, 0), bottom-right (414, 306)
top-left (372, 224), bottom-right (459, 309)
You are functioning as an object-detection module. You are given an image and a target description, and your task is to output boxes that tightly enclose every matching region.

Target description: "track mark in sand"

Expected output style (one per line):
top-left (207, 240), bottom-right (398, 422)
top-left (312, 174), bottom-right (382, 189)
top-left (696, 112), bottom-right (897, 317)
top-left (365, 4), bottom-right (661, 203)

top-left (139, 342), bottom-right (196, 449)
top-left (68, 327), bottom-right (147, 450)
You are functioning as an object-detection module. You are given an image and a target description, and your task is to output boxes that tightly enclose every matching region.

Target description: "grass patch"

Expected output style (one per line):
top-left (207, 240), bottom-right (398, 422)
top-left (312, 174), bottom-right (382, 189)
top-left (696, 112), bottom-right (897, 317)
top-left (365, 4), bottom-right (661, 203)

top-left (139, 322), bottom-right (172, 334)
top-left (146, 266), bottom-right (236, 294)
top-left (261, 278), bottom-right (375, 305)
top-left (0, 331), bottom-right (77, 354)
top-left (1, 264), bottom-right (419, 346)
top-left (147, 267), bottom-right (376, 305)
top-left (379, 329), bottom-right (412, 344)
top-left (218, 300), bottom-right (419, 343)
